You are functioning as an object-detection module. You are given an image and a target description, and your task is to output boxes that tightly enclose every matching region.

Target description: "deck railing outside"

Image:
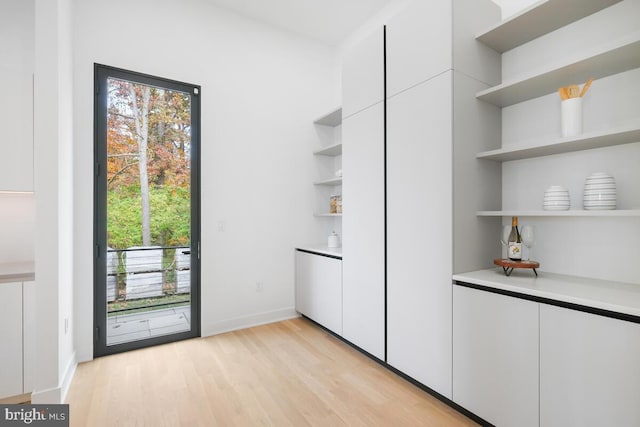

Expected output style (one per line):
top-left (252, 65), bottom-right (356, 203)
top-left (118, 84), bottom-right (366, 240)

top-left (107, 246), bottom-right (191, 314)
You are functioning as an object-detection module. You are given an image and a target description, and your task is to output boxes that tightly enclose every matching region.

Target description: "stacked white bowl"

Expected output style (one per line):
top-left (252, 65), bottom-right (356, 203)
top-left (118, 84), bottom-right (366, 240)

top-left (583, 172), bottom-right (616, 210)
top-left (543, 185), bottom-right (570, 210)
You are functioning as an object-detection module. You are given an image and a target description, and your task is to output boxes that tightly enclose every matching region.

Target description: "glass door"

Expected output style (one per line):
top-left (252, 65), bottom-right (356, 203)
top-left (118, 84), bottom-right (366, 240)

top-left (94, 64), bottom-right (200, 356)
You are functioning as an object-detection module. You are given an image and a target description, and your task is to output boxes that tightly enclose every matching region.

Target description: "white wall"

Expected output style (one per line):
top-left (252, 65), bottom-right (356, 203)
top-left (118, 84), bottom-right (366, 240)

top-left (32, 0), bottom-right (75, 403)
top-left (72, 0), bottom-right (338, 361)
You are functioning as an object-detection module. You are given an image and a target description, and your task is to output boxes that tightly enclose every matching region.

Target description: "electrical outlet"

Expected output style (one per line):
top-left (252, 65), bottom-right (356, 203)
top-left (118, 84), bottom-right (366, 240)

top-left (217, 220), bottom-right (226, 232)
top-left (64, 318), bottom-right (69, 334)
top-left (256, 281), bottom-right (264, 292)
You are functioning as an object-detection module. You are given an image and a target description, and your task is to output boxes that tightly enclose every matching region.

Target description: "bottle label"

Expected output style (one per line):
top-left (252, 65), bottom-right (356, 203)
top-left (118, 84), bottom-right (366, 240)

top-left (508, 242), bottom-right (522, 260)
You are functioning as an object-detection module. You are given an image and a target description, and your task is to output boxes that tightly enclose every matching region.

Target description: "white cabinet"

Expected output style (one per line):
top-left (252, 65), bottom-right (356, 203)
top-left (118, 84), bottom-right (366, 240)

top-left (453, 285), bottom-right (539, 427)
top-left (0, 282), bottom-right (24, 398)
top-left (540, 304), bottom-right (640, 426)
top-left (385, 0), bottom-right (451, 97)
top-left (342, 102), bottom-right (385, 360)
top-left (385, 0), bottom-right (500, 98)
top-left (386, 72), bottom-right (453, 396)
top-left (341, 27), bottom-right (384, 119)
top-left (0, 279), bottom-right (35, 399)
top-left (295, 251), bottom-right (342, 335)
top-left (23, 280), bottom-right (36, 393)
top-left (384, 0), bottom-right (500, 398)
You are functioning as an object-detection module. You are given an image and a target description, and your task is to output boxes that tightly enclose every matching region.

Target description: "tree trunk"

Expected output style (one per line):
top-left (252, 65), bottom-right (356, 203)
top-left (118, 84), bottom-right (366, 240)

top-left (130, 84), bottom-right (152, 246)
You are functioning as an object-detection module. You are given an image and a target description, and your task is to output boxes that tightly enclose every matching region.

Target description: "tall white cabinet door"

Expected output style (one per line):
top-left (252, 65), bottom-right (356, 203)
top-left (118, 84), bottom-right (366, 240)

top-left (385, 0), bottom-right (451, 98)
top-left (342, 103), bottom-right (385, 360)
top-left (540, 305), bottom-right (640, 426)
top-left (294, 251), bottom-right (342, 335)
top-left (0, 282), bottom-right (24, 398)
top-left (342, 27), bottom-right (384, 119)
top-left (386, 72), bottom-right (453, 397)
top-left (452, 286), bottom-right (539, 427)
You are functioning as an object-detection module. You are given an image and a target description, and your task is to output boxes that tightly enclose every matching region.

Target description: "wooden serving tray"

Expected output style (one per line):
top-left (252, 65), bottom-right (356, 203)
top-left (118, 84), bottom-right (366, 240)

top-left (494, 258), bottom-right (540, 277)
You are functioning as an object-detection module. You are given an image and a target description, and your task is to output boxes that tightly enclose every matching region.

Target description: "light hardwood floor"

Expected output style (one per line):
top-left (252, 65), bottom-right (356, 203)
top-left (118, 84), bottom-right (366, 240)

top-left (66, 317), bottom-right (478, 426)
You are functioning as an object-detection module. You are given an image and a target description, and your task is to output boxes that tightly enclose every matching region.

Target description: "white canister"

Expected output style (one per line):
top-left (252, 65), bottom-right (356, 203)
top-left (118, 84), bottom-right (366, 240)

top-left (328, 231), bottom-right (341, 248)
top-left (561, 97), bottom-right (583, 137)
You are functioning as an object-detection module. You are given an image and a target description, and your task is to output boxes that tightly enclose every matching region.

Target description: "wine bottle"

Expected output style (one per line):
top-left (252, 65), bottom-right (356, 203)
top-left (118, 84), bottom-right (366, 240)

top-left (507, 216), bottom-right (522, 261)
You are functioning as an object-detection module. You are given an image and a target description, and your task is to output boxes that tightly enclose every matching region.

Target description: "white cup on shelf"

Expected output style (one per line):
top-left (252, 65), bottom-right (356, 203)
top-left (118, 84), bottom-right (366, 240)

top-left (561, 97), bottom-right (583, 137)
top-left (328, 231), bottom-right (340, 248)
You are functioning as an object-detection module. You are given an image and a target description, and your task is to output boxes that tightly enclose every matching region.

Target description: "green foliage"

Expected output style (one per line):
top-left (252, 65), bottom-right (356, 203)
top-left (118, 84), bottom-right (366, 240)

top-left (108, 185), bottom-right (190, 249)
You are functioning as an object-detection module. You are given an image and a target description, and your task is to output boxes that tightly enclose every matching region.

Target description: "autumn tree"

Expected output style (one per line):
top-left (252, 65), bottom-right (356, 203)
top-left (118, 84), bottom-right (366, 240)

top-left (106, 78), bottom-right (191, 249)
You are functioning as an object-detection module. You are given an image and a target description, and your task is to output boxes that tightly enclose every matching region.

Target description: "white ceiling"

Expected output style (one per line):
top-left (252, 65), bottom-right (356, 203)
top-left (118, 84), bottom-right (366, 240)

top-left (206, 0), bottom-right (397, 45)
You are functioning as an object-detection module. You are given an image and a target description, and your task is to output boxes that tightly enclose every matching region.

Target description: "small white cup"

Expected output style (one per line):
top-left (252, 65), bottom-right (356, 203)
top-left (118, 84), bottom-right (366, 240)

top-left (561, 97), bottom-right (583, 137)
top-left (328, 232), bottom-right (341, 248)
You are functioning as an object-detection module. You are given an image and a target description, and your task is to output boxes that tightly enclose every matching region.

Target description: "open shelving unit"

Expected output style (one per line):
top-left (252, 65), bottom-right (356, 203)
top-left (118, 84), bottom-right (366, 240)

top-left (313, 107), bottom-right (342, 127)
top-left (312, 108), bottom-right (343, 219)
top-left (476, 32), bottom-right (640, 107)
top-left (314, 177), bottom-right (342, 186)
top-left (474, 0), bottom-right (640, 216)
top-left (476, 123), bottom-right (640, 161)
top-left (476, 0), bottom-right (622, 53)
top-left (471, 0), bottom-right (640, 288)
top-left (313, 143), bottom-right (342, 157)
top-left (477, 210), bottom-right (640, 217)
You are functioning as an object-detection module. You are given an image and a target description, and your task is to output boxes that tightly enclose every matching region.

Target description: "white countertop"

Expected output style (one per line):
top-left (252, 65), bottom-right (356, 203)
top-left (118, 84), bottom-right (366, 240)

top-left (0, 261), bottom-right (35, 284)
top-left (296, 245), bottom-right (342, 258)
top-left (453, 268), bottom-right (640, 318)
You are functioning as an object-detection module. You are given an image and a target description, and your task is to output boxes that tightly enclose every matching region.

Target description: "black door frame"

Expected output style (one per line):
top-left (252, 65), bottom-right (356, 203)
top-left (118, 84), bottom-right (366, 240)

top-left (93, 63), bottom-right (201, 357)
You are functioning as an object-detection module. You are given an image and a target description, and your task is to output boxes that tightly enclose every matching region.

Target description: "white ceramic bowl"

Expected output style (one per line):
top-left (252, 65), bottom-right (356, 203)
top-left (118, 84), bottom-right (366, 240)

top-left (543, 204), bottom-right (570, 211)
top-left (584, 205), bottom-right (616, 210)
top-left (584, 200), bottom-right (616, 206)
top-left (584, 183), bottom-right (616, 190)
top-left (583, 188), bottom-right (616, 194)
top-left (586, 172), bottom-right (614, 179)
top-left (582, 197), bottom-right (616, 205)
top-left (544, 201), bottom-right (570, 207)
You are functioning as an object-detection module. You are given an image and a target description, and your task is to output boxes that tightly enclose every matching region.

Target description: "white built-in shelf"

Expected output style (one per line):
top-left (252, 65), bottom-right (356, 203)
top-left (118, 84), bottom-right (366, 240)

top-left (476, 0), bottom-right (622, 53)
top-left (477, 210), bottom-right (640, 217)
top-left (313, 107), bottom-right (342, 127)
top-left (476, 32), bottom-right (640, 107)
top-left (314, 177), bottom-right (342, 186)
top-left (314, 213), bottom-right (343, 218)
top-left (477, 123), bottom-right (640, 161)
top-left (313, 143), bottom-right (342, 157)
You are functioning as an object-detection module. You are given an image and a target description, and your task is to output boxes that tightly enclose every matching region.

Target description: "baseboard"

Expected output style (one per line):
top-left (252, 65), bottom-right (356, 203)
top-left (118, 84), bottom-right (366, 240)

top-left (30, 351), bottom-right (77, 404)
top-left (202, 307), bottom-right (299, 337)
top-left (60, 351), bottom-right (77, 403)
top-left (75, 349), bottom-right (93, 364)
